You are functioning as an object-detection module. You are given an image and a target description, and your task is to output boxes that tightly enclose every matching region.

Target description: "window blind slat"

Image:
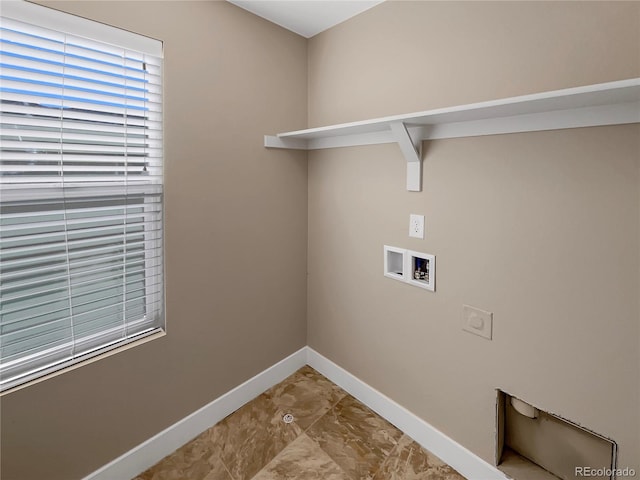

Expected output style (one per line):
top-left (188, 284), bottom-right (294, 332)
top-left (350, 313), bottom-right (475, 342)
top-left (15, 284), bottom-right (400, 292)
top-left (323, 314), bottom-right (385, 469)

top-left (1, 259), bottom-right (158, 294)
top-left (6, 128), bottom-right (158, 143)
top-left (2, 213), bottom-right (155, 238)
top-left (2, 266), bottom-right (156, 301)
top-left (1, 205), bottom-right (160, 223)
top-left (3, 249), bottom-right (160, 281)
top-left (3, 235), bottom-right (152, 265)
top-left (0, 38), bottom-right (148, 73)
top-left (1, 302), bottom-right (159, 342)
top-left (0, 105), bottom-right (156, 129)
top-left (0, 62), bottom-right (150, 93)
top-left (0, 13), bottom-right (164, 392)
top-left (0, 50), bottom-right (149, 84)
top-left (0, 122), bottom-right (150, 137)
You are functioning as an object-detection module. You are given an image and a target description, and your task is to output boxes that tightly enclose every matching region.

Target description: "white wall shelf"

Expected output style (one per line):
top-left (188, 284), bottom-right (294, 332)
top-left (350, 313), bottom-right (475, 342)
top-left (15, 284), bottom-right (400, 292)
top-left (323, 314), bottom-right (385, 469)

top-left (265, 78), bottom-right (640, 191)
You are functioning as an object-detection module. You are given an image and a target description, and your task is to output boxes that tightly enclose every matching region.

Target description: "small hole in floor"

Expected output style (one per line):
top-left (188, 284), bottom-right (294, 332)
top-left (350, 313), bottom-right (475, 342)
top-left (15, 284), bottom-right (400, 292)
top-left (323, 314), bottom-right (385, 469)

top-left (282, 413), bottom-right (294, 424)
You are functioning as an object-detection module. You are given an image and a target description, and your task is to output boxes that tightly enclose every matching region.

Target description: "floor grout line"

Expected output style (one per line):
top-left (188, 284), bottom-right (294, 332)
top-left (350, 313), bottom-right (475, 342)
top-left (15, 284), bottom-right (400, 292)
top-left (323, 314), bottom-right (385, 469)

top-left (220, 453), bottom-right (236, 480)
top-left (247, 432), bottom-right (313, 480)
top-left (302, 388), bottom-right (348, 435)
top-left (301, 389), bottom-right (365, 480)
top-left (229, 367), bottom-right (325, 480)
top-left (300, 377), bottom-right (406, 480)
top-left (370, 432), bottom-right (406, 480)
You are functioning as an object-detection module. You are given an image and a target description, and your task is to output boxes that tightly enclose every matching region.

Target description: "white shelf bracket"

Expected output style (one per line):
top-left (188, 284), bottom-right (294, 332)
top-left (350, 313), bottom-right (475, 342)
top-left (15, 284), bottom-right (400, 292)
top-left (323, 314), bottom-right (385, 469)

top-left (390, 121), bottom-right (423, 191)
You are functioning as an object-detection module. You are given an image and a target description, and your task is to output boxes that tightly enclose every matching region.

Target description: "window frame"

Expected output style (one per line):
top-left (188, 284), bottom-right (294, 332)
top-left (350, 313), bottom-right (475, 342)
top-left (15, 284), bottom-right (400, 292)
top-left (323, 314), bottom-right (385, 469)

top-left (0, 1), bottom-right (165, 393)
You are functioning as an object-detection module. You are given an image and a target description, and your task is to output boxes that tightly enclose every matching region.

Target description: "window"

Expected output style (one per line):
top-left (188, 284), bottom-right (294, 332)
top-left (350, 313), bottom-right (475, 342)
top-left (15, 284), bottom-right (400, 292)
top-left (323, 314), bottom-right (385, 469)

top-left (0, 3), bottom-right (164, 392)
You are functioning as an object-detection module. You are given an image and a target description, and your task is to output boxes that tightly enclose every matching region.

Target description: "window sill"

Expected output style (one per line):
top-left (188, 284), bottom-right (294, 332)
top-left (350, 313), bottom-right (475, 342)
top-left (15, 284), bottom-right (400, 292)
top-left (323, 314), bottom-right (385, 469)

top-left (0, 330), bottom-right (166, 397)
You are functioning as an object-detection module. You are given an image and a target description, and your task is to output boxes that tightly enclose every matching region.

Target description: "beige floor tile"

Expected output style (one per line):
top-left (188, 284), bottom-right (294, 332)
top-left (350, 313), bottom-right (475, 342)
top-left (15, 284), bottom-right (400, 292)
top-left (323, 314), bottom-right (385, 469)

top-left (265, 365), bottom-right (348, 430)
top-left (373, 434), bottom-right (467, 480)
top-left (251, 433), bottom-right (351, 480)
top-left (135, 429), bottom-right (228, 480)
top-left (306, 395), bottom-right (404, 480)
top-left (209, 391), bottom-right (304, 480)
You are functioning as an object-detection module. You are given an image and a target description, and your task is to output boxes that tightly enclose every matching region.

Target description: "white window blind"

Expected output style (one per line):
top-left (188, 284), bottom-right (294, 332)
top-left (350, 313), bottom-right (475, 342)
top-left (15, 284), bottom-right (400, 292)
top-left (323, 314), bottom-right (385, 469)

top-left (0, 11), bottom-right (164, 392)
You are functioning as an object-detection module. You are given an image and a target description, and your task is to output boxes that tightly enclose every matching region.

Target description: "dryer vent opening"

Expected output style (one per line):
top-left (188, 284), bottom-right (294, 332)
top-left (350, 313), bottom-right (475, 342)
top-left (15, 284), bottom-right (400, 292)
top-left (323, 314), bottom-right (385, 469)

top-left (496, 390), bottom-right (616, 480)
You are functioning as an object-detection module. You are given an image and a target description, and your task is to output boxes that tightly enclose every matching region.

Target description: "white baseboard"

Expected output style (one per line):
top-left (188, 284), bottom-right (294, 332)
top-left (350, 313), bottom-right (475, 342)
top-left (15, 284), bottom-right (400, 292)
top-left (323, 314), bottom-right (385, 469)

top-left (84, 345), bottom-right (505, 480)
top-left (305, 347), bottom-right (507, 480)
top-left (83, 347), bottom-right (307, 480)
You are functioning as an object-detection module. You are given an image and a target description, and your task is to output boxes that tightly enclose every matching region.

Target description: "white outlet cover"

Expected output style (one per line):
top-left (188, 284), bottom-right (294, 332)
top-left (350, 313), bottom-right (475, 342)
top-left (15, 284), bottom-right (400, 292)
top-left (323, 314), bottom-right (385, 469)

top-left (462, 304), bottom-right (493, 340)
top-left (409, 214), bottom-right (424, 239)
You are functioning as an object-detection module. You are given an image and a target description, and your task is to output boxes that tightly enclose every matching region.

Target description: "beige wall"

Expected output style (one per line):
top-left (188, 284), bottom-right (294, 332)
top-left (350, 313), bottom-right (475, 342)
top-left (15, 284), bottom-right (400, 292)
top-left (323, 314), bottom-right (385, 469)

top-left (0, 2), bottom-right (308, 479)
top-left (2, 1), bottom-right (640, 478)
top-left (307, 0), bottom-right (640, 472)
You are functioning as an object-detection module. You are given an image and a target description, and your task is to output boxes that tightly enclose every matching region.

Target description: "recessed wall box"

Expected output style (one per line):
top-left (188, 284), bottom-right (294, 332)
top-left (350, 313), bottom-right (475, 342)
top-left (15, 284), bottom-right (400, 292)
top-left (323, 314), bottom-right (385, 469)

top-left (407, 250), bottom-right (435, 291)
top-left (383, 246), bottom-right (435, 292)
top-left (383, 245), bottom-right (406, 282)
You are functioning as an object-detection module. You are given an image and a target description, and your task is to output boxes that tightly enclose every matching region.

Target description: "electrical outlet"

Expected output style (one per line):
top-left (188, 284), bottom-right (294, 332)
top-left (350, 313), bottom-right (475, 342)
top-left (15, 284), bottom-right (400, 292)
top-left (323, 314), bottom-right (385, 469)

top-left (462, 305), bottom-right (493, 340)
top-left (409, 214), bottom-right (424, 239)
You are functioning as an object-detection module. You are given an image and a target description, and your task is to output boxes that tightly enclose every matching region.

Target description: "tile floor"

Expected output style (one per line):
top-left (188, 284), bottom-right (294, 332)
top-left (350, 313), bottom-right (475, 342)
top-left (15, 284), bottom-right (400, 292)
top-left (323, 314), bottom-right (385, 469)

top-left (134, 366), bottom-right (466, 480)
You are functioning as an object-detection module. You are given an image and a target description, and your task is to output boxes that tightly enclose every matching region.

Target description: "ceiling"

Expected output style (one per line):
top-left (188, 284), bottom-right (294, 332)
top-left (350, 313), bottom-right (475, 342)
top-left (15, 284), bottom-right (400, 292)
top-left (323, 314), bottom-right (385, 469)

top-left (227, 0), bottom-right (384, 38)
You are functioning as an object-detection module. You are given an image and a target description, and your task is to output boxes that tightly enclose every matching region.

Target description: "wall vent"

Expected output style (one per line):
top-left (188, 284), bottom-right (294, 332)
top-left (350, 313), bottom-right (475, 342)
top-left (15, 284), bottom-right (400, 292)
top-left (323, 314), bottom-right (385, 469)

top-left (496, 390), bottom-right (617, 480)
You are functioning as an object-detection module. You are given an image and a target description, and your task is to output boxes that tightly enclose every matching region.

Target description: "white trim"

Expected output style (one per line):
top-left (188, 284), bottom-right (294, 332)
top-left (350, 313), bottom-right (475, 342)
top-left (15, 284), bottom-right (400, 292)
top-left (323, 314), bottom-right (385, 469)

top-left (83, 346), bottom-right (506, 480)
top-left (82, 347), bottom-right (307, 480)
top-left (306, 347), bottom-right (508, 480)
top-left (1, 0), bottom-right (163, 57)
